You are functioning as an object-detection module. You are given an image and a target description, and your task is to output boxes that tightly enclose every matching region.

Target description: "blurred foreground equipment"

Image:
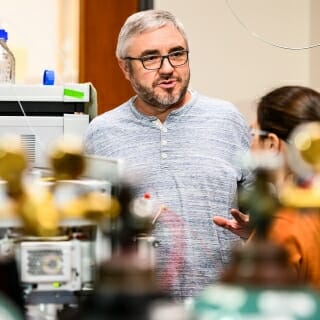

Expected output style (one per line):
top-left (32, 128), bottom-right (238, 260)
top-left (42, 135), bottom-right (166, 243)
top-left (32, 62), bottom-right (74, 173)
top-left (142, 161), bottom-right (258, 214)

top-left (0, 134), bottom-right (120, 319)
top-left (0, 134), bottom-right (189, 320)
top-left (281, 121), bottom-right (320, 208)
top-left (192, 149), bottom-right (320, 319)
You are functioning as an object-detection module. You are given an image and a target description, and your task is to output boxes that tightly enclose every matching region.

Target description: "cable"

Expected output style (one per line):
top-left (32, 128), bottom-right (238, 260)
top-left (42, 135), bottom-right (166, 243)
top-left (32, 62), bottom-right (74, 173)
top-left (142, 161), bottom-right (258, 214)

top-left (12, 87), bottom-right (46, 154)
top-left (225, 0), bottom-right (320, 50)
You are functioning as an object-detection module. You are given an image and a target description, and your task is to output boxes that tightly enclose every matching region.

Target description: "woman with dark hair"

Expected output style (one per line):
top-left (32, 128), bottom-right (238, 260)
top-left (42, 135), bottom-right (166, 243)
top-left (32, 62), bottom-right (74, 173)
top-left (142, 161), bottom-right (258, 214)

top-left (213, 85), bottom-right (320, 288)
top-left (258, 86), bottom-right (320, 139)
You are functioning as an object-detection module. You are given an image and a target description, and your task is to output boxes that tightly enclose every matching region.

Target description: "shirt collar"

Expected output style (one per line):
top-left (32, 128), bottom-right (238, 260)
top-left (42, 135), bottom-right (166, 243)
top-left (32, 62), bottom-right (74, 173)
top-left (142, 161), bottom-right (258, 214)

top-left (129, 89), bottom-right (198, 122)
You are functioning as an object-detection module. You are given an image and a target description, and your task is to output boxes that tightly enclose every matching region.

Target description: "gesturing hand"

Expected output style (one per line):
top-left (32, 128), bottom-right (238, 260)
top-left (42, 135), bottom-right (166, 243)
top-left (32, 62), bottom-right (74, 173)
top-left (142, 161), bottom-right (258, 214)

top-left (212, 208), bottom-right (252, 240)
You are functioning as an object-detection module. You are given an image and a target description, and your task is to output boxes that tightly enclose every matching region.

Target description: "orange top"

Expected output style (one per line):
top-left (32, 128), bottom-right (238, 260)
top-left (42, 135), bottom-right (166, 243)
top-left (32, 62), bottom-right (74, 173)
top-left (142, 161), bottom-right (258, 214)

top-left (266, 208), bottom-right (320, 290)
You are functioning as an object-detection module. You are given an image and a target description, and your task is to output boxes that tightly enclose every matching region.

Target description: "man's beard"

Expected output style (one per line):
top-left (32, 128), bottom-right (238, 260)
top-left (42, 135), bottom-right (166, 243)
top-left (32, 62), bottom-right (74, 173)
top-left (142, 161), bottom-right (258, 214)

top-left (130, 73), bottom-right (190, 110)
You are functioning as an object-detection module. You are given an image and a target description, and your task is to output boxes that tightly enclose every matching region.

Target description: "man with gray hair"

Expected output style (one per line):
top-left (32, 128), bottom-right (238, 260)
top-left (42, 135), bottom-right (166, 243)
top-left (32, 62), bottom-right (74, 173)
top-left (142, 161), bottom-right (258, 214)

top-left (84, 9), bottom-right (252, 300)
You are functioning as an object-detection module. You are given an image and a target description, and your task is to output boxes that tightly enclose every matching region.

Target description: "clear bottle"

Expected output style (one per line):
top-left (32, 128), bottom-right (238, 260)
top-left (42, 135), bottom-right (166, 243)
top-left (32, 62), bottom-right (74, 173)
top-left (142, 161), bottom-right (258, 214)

top-left (0, 29), bottom-right (15, 83)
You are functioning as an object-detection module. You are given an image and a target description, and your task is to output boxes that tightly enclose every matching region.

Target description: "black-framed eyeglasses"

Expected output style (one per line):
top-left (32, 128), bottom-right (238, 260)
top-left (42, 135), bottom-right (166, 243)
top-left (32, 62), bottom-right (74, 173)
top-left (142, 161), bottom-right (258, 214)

top-left (250, 128), bottom-right (291, 144)
top-left (250, 128), bottom-right (270, 138)
top-left (124, 50), bottom-right (189, 70)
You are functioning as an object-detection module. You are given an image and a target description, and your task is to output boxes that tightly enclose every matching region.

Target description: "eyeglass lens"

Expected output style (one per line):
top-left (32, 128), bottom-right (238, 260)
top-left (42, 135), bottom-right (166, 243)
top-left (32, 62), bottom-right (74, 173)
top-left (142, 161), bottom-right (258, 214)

top-left (143, 51), bottom-right (188, 70)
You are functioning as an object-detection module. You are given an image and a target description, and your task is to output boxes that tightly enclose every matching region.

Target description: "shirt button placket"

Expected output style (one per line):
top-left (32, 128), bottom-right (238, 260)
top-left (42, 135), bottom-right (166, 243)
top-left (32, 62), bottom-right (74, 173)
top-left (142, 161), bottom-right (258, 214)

top-left (160, 124), bottom-right (168, 160)
top-left (153, 119), bottom-right (169, 161)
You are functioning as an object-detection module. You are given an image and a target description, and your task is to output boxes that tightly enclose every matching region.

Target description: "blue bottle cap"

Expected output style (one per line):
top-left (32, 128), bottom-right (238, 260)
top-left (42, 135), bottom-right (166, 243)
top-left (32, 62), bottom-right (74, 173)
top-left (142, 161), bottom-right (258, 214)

top-left (0, 29), bottom-right (8, 41)
top-left (43, 70), bottom-right (55, 85)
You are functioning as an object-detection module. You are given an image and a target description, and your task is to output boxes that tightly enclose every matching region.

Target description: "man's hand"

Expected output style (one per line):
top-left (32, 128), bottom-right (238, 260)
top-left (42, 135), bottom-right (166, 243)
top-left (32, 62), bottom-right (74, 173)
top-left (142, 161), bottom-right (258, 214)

top-left (212, 208), bottom-right (252, 240)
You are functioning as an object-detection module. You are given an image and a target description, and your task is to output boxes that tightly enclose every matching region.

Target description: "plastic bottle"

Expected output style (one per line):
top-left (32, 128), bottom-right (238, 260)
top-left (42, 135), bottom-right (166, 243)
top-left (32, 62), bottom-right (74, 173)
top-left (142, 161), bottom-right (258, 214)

top-left (0, 29), bottom-right (15, 83)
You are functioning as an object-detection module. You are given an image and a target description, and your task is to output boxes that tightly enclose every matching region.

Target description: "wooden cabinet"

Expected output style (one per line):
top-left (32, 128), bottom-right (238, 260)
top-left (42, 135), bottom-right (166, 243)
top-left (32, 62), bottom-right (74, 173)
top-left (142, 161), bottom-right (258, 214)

top-left (79, 0), bottom-right (140, 114)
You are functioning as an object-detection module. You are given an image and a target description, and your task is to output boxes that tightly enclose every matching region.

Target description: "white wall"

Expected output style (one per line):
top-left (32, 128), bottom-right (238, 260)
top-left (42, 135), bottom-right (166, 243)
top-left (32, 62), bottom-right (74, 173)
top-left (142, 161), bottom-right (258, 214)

top-left (0, 0), bottom-right (79, 84)
top-left (1, 0), bottom-right (319, 124)
top-left (310, 0), bottom-right (320, 90)
top-left (155, 0), bottom-right (319, 123)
